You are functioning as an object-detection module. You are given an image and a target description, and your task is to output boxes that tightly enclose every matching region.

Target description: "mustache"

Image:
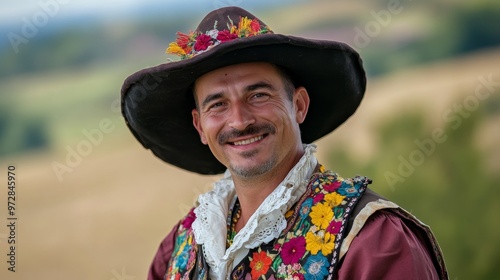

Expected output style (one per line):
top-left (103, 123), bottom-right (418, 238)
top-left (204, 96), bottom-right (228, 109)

top-left (218, 124), bottom-right (276, 145)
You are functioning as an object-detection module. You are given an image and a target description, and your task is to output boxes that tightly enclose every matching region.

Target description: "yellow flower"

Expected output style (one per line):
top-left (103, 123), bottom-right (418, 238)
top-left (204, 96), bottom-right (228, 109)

top-left (310, 203), bottom-right (333, 229)
top-left (324, 193), bottom-right (345, 208)
top-left (166, 42), bottom-right (186, 56)
top-left (305, 230), bottom-right (335, 255)
top-left (238, 16), bottom-right (252, 33)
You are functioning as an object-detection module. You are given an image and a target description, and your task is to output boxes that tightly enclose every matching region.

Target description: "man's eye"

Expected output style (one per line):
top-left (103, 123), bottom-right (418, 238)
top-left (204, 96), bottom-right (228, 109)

top-left (209, 102), bottom-right (225, 109)
top-left (252, 93), bottom-right (268, 99)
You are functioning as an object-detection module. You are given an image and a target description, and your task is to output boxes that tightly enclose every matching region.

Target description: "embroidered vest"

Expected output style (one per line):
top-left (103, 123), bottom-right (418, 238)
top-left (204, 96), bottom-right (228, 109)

top-left (164, 168), bottom-right (447, 279)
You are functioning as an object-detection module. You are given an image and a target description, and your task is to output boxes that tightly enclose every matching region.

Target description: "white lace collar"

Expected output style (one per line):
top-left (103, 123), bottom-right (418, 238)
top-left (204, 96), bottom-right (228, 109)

top-left (192, 144), bottom-right (318, 279)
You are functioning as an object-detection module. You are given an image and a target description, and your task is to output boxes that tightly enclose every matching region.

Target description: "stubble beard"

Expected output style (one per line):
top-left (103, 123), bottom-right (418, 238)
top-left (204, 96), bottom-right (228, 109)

top-left (229, 150), bottom-right (277, 178)
top-left (219, 123), bottom-right (277, 178)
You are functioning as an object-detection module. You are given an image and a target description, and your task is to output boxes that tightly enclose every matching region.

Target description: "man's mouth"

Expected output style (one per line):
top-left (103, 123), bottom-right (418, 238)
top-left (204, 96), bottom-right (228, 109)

top-left (218, 124), bottom-right (275, 146)
top-left (231, 135), bottom-right (264, 146)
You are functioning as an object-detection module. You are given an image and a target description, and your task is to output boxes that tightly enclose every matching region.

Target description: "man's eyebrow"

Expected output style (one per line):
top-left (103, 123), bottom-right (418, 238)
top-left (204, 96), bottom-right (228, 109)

top-left (200, 82), bottom-right (275, 109)
top-left (201, 92), bottom-right (223, 109)
top-left (245, 81), bottom-right (276, 93)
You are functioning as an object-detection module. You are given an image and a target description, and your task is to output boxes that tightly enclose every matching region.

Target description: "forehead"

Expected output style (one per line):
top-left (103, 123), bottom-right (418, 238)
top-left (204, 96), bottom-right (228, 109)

top-left (194, 62), bottom-right (281, 93)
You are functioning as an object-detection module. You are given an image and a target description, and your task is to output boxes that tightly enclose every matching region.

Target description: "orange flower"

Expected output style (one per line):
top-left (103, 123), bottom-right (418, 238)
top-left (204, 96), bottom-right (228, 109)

top-left (250, 251), bottom-right (272, 279)
top-left (175, 31), bottom-right (191, 49)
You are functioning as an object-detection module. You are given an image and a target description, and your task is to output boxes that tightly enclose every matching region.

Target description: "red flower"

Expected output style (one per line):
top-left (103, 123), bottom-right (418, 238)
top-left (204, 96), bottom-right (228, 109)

top-left (281, 236), bottom-right (306, 265)
top-left (326, 220), bottom-right (342, 235)
top-left (193, 34), bottom-right (212, 51)
top-left (250, 251), bottom-right (272, 279)
top-left (250, 19), bottom-right (261, 33)
top-left (324, 181), bottom-right (341, 192)
top-left (217, 30), bottom-right (238, 42)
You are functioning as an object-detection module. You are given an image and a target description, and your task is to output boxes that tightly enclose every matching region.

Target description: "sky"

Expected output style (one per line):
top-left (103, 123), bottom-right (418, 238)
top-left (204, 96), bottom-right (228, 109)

top-left (0, 0), bottom-right (301, 25)
top-left (0, 0), bottom-right (301, 48)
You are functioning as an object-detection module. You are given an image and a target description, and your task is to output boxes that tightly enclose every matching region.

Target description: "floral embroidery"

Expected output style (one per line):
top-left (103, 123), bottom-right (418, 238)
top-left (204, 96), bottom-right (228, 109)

top-left (305, 229), bottom-right (335, 255)
top-left (299, 198), bottom-right (313, 219)
top-left (165, 208), bottom-right (203, 280)
top-left (323, 181), bottom-right (341, 192)
top-left (326, 220), bottom-right (342, 235)
top-left (250, 250), bottom-right (273, 279)
top-left (277, 263), bottom-right (304, 280)
top-left (309, 203), bottom-right (333, 229)
top-left (303, 254), bottom-right (329, 280)
top-left (281, 237), bottom-right (306, 265)
top-left (166, 16), bottom-right (272, 59)
top-left (324, 192), bottom-right (345, 208)
top-left (166, 169), bottom-right (371, 279)
top-left (337, 179), bottom-right (361, 197)
top-left (227, 170), bottom-right (369, 279)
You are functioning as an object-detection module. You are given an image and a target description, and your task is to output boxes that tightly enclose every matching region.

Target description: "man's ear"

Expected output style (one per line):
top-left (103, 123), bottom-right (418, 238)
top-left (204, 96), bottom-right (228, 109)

top-left (293, 86), bottom-right (310, 124)
top-left (192, 109), bottom-right (208, 144)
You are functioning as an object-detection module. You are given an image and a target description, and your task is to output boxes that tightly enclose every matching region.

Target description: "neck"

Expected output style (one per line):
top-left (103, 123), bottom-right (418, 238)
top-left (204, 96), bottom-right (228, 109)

top-left (232, 148), bottom-right (305, 232)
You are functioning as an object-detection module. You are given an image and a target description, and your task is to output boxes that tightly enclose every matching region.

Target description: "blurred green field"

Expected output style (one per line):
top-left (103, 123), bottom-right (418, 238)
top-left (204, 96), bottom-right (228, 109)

top-left (1, 0), bottom-right (499, 279)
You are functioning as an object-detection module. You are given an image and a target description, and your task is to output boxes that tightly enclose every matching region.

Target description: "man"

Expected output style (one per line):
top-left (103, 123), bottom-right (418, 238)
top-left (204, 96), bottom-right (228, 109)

top-left (121, 6), bottom-right (448, 280)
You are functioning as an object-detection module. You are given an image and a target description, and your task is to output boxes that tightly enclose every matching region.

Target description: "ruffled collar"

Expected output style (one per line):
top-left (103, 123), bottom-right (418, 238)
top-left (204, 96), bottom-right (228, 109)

top-left (192, 144), bottom-right (318, 279)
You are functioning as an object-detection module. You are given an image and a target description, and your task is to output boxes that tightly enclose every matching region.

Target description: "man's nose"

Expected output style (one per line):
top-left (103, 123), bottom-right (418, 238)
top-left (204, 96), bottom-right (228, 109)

top-left (228, 102), bottom-right (255, 131)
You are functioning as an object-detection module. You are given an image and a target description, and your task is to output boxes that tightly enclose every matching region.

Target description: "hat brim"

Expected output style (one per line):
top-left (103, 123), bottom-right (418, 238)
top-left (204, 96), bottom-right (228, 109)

top-left (121, 34), bottom-right (366, 174)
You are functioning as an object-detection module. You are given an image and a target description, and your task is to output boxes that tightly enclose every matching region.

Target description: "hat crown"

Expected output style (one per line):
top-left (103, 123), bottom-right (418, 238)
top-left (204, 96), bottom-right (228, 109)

top-left (166, 7), bottom-right (272, 59)
top-left (196, 6), bottom-right (266, 34)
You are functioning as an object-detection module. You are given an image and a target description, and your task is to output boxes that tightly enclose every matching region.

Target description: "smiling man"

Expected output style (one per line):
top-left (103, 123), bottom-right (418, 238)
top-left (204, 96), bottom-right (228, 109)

top-left (121, 6), bottom-right (447, 280)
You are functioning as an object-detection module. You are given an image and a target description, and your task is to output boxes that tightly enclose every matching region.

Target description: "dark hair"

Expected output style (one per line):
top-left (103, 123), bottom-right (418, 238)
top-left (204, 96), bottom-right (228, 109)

top-left (274, 64), bottom-right (296, 101)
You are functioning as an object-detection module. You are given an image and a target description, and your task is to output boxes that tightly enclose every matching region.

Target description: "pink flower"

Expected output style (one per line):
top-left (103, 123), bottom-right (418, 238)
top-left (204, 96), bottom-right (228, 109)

top-left (217, 30), bottom-right (238, 42)
top-left (313, 193), bottom-right (324, 204)
top-left (326, 220), bottom-right (342, 235)
top-left (281, 236), bottom-right (306, 265)
top-left (193, 34), bottom-right (212, 51)
top-left (324, 181), bottom-right (341, 192)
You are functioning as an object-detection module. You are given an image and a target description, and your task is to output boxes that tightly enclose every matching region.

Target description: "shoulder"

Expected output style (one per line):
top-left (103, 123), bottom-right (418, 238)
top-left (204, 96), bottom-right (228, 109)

top-left (311, 167), bottom-right (372, 197)
top-left (337, 186), bottom-right (447, 279)
top-left (337, 208), bottom-right (442, 279)
top-left (148, 208), bottom-right (197, 280)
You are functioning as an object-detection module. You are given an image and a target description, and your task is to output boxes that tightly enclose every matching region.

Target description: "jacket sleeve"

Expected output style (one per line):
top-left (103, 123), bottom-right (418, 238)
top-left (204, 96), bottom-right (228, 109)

top-left (148, 222), bottom-right (179, 280)
top-left (335, 210), bottom-right (440, 280)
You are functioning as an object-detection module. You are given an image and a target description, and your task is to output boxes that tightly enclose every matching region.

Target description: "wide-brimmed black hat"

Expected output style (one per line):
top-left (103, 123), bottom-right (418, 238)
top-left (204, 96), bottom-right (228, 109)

top-left (121, 6), bottom-right (366, 175)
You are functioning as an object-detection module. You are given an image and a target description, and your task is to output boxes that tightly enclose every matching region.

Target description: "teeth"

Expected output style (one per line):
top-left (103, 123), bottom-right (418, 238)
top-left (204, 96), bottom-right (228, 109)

top-left (233, 135), bottom-right (263, 146)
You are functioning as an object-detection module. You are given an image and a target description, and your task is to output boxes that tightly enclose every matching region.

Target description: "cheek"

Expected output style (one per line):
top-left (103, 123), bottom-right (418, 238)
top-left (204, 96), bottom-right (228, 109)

top-left (200, 117), bottom-right (224, 143)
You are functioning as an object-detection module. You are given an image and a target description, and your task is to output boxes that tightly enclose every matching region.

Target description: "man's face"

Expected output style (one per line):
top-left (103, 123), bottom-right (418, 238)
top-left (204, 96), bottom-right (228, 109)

top-left (192, 62), bottom-right (310, 179)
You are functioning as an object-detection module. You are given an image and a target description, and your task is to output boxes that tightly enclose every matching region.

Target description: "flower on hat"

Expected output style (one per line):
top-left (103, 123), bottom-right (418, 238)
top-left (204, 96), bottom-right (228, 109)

top-left (193, 33), bottom-right (213, 51)
top-left (166, 16), bottom-right (272, 60)
top-left (216, 30), bottom-right (238, 42)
